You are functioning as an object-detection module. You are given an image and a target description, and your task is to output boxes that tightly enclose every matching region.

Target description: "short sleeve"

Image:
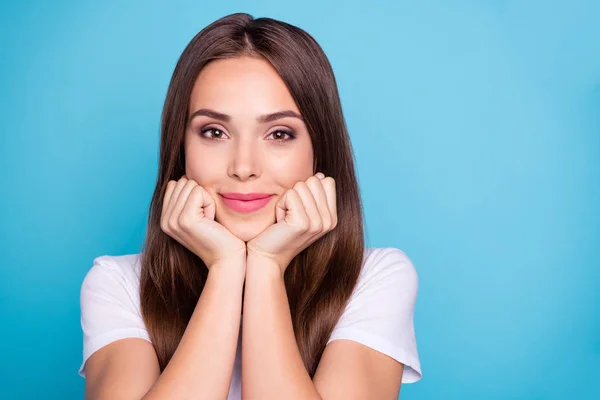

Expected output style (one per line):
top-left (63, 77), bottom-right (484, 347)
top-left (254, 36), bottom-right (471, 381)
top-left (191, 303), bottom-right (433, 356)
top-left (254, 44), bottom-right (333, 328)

top-left (78, 256), bottom-right (151, 378)
top-left (326, 247), bottom-right (422, 383)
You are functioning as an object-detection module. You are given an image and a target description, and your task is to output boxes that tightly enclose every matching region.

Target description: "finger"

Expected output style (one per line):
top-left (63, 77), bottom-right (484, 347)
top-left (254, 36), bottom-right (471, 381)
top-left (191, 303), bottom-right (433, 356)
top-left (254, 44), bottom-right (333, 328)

top-left (305, 175), bottom-right (332, 230)
top-left (166, 177), bottom-right (189, 220)
top-left (172, 179), bottom-right (198, 225)
top-left (293, 181), bottom-right (321, 233)
top-left (183, 185), bottom-right (215, 221)
top-left (321, 177), bottom-right (337, 228)
top-left (161, 181), bottom-right (177, 232)
top-left (274, 190), bottom-right (288, 223)
top-left (162, 180), bottom-right (176, 219)
top-left (277, 188), bottom-right (308, 230)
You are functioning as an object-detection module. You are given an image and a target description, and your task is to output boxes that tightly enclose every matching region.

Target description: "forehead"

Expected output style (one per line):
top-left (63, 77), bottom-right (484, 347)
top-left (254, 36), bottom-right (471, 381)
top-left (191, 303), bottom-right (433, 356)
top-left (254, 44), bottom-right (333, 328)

top-left (188, 56), bottom-right (300, 117)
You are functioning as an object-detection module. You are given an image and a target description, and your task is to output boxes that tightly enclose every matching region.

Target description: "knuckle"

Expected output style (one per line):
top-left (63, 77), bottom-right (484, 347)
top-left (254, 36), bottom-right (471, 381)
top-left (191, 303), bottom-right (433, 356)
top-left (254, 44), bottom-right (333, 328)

top-left (178, 214), bottom-right (192, 230)
top-left (294, 181), bottom-right (306, 190)
top-left (296, 220), bottom-right (309, 233)
top-left (160, 219), bottom-right (169, 233)
top-left (191, 184), bottom-right (204, 196)
top-left (167, 218), bottom-right (178, 232)
top-left (311, 222), bottom-right (323, 233)
top-left (306, 176), bottom-right (319, 185)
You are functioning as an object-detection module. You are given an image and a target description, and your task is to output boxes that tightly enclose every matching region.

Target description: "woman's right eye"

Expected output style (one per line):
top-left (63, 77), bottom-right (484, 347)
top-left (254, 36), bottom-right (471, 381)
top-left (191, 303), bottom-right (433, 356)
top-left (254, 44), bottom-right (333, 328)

top-left (199, 127), bottom-right (227, 141)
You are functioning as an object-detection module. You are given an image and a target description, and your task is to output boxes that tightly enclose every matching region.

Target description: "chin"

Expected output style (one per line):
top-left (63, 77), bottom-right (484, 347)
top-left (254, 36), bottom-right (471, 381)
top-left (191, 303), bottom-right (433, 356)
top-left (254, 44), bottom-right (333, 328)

top-left (230, 227), bottom-right (259, 242)
top-left (225, 221), bottom-right (269, 242)
top-left (215, 207), bottom-right (275, 243)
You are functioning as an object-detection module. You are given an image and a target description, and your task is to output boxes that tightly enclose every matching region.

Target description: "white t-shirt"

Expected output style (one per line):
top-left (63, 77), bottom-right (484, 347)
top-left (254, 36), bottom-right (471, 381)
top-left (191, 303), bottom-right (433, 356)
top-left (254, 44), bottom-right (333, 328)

top-left (79, 247), bottom-right (422, 397)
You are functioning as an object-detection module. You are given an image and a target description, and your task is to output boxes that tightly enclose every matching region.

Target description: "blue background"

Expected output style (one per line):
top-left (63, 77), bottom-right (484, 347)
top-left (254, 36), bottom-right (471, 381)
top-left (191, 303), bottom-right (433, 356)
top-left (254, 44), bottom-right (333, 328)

top-left (1, 1), bottom-right (598, 399)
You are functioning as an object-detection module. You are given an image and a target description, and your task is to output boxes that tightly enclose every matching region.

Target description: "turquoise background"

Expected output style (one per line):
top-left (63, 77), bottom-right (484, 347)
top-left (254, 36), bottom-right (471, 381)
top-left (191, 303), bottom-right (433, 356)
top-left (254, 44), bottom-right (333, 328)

top-left (1, 0), bottom-right (598, 399)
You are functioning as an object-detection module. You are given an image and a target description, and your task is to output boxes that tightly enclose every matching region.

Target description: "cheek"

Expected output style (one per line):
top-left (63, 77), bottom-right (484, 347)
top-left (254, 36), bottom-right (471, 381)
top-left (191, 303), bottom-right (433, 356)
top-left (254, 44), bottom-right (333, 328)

top-left (184, 145), bottom-right (224, 185)
top-left (185, 136), bottom-right (314, 188)
top-left (272, 147), bottom-right (314, 186)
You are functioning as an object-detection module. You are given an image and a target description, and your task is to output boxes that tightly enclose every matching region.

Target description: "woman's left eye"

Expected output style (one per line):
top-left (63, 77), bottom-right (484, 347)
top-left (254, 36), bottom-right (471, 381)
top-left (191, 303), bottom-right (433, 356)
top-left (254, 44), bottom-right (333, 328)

top-left (268, 129), bottom-right (296, 142)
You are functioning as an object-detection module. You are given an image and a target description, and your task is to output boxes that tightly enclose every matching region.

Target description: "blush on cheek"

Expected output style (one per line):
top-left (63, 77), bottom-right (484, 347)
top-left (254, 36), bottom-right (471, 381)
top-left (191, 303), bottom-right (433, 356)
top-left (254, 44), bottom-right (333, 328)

top-left (272, 163), bottom-right (314, 189)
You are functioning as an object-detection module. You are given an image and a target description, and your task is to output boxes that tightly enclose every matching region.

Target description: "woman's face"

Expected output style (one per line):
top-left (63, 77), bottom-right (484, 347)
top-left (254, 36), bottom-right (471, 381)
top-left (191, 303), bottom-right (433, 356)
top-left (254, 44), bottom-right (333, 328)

top-left (184, 56), bottom-right (314, 242)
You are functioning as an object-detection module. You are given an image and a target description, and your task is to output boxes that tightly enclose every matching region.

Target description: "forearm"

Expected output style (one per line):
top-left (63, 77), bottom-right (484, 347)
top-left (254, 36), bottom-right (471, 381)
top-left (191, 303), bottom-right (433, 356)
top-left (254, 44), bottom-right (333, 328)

top-left (143, 258), bottom-right (246, 400)
top-left (241, 254), bottom-right (322, 400)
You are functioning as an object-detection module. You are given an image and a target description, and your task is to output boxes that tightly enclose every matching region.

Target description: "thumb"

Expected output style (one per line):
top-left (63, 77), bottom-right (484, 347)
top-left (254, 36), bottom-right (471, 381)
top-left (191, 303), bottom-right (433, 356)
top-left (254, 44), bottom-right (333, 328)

top-left (198, 186), bottom-right (216, 221)
top-left (275, 190), bottom-right (289, 223)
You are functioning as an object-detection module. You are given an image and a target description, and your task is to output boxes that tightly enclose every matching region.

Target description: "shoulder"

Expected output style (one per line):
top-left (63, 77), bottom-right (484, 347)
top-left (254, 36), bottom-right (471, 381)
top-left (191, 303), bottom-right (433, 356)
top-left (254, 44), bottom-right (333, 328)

top-left (334, 246), bottom-right (419, 319)
top-left (80, 253), bottom-right (144, 319)
top-left (83, 253), bottom-right (143, 283)
top-left (79, 253), bottom-right (149, 377)
top-left (81, 253), bottom-right (143, 295)
top-left (327, 246), bottom-right (422, 382)
top-left (357, 247), bottom-right (418, 296)
top-left (361, 247), bottom-right (417, 272)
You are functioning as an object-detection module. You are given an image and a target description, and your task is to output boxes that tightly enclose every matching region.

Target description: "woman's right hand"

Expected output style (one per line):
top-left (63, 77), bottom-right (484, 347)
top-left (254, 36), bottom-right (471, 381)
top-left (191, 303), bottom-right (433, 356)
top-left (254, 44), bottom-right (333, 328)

top-left (160, 175), bottom-right (247, 271)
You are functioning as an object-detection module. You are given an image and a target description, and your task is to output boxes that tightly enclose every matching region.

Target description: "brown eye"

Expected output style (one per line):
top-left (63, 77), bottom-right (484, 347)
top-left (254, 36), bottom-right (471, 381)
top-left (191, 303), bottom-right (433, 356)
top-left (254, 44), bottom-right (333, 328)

top-left (268, 129), bottom-right (296, 142)
top-left (199, 127), bottom-right (226, 141)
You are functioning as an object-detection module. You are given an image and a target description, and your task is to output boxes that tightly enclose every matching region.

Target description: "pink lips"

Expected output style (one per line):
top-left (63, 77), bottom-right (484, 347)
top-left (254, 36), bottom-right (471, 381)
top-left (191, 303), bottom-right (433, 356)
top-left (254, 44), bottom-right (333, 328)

top-left (220, 193), bottom-right (274, 213)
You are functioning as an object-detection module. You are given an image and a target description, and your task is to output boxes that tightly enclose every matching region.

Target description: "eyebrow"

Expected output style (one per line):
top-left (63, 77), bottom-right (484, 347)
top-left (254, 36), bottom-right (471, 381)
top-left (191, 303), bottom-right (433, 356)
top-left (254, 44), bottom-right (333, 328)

top-left (187, 108), bottom-right (304, 125)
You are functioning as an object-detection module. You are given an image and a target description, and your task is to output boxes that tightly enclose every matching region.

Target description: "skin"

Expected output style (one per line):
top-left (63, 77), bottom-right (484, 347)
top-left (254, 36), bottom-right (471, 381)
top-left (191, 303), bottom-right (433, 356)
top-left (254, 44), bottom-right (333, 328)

top-left (181, 55), bottom-right (403, 399)
top-left (184, 55), bottom-right (315, 244)
top-left (83, 55), bottom-right (405, 400)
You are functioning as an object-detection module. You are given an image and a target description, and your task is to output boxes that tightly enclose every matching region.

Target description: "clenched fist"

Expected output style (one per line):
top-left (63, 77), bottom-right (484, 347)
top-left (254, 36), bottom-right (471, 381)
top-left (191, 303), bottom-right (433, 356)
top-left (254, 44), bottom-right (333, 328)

top-left (160, 175), bottom-right (246, 270)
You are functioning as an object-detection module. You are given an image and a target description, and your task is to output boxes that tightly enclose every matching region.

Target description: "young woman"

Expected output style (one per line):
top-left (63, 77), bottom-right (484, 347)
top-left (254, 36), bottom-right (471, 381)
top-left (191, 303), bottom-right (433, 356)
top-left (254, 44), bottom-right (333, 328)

top-left (79, 12), bottom-right (422, 400)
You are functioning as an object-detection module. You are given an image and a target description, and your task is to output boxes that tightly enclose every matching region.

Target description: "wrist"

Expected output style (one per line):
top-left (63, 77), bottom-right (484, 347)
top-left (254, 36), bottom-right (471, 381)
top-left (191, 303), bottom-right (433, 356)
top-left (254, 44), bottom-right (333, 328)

top-left (246, 252), bottom-right (284, 279)
top-left (207, 255), bottom-right (247, 280)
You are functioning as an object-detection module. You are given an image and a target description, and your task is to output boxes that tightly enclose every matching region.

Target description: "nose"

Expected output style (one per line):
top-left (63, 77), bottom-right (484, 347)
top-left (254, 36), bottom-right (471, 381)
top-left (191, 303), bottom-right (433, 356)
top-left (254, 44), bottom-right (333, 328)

top-left (228, 136), bottom-right (259, 181)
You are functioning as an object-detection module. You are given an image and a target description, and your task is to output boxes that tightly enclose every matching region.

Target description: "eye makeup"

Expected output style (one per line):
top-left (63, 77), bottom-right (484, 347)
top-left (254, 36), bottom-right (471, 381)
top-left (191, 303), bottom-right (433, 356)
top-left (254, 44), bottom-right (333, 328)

top-left (197, 126), bottom-right (297, 144)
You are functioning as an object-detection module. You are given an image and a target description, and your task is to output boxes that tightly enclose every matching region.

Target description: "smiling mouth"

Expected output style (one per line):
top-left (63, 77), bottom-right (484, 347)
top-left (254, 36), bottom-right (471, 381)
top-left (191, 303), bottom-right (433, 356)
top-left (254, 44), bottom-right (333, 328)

top-left (219, 194), bottom-right (274, 213)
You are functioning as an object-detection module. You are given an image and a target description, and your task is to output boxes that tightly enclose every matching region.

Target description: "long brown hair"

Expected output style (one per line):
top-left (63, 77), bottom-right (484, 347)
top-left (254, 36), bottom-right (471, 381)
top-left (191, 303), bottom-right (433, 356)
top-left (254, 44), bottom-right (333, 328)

top-left (140, 12), bottom-right (365, 378)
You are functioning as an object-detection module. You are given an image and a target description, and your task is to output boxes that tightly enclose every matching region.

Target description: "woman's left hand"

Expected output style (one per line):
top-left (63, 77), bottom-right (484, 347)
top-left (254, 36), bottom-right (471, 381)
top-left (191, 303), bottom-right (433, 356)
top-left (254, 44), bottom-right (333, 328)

top-left (246, 172), bottom-right (338, 275)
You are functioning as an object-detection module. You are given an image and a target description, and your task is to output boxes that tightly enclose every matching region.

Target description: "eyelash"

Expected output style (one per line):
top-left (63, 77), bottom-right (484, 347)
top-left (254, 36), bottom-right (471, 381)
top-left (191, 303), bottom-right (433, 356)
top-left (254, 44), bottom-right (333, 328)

top-left (198, 127), bottom-right (297, 143)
